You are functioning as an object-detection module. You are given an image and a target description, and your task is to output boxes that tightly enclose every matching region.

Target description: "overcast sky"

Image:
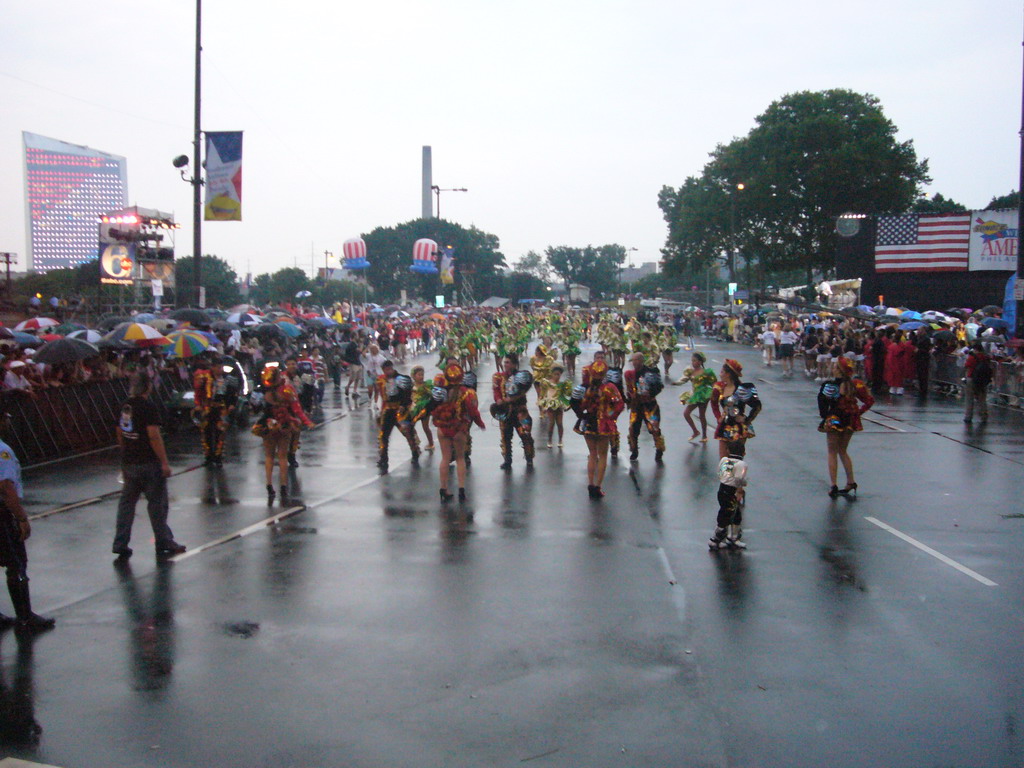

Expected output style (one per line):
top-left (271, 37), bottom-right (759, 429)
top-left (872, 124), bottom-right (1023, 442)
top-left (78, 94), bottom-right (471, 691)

top-left (2, 0), bottom-right (1020, 280)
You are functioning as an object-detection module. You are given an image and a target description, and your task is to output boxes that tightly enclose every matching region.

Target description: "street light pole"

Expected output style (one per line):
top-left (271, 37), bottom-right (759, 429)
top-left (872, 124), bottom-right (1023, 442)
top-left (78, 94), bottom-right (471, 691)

top-left (192, 0), bottom-right (203, 307)
top-left (430, 185), bottom-right (468, 218)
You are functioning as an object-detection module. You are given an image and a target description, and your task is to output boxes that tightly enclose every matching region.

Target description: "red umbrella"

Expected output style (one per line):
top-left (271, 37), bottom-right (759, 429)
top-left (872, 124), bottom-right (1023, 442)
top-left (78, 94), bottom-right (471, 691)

top-left (38, 333), bottom-right (63, 342)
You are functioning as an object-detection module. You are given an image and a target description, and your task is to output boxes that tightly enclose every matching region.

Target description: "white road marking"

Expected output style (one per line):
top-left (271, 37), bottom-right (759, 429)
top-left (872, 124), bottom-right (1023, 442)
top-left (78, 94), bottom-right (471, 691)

top-left (864, 516), bottom-right (997, 587)
top-left (169, 463), bottom-right (402, 563)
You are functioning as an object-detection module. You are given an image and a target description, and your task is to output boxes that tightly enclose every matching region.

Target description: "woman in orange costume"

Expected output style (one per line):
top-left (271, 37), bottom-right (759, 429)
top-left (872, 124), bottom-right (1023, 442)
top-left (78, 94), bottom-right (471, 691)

top-left (426, 364), bottom-right (486, 503)
top-left (817, 357), bottom-right (873, 498)
top-left (255, 364), bottom-right (313, 505)
top-left (570, 359), bottom-right (624, 499)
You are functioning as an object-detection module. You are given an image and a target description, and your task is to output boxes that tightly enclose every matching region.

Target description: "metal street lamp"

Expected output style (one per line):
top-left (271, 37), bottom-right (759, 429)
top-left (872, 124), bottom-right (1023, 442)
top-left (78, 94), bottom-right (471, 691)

top-left (431, 185), bottom-right (468, 218)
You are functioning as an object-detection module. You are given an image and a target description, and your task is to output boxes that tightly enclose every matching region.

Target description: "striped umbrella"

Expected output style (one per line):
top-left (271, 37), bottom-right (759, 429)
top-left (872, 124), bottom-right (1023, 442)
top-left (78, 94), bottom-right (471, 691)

top-left (14, 317), bottom-right (59, 332)
top-left (103, 322), bottom-right (172, 348)
top-left (226, 312), bottom-right (262, 326)
top-left (167, 329), bottom-right (211, 358)
top-left (67, 329), bottom-right (103, 343)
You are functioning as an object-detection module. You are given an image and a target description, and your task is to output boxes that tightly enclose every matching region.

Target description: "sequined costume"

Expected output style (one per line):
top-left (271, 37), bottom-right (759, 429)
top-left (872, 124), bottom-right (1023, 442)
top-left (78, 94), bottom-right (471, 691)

top-left (491, 368), bottom-right (535, 467)
top-left (678, 367), bottom-right (716, 405)
top-left (193, 366), bottom-right (235, 464)
top-left (570, 372), bottom-right (624, 436)
top-left (375, 372), bottom-right (419, 470)
top-left (817, 377), bottom-right (873, 432)
top-left (624, 364), bottom-right (666, 459)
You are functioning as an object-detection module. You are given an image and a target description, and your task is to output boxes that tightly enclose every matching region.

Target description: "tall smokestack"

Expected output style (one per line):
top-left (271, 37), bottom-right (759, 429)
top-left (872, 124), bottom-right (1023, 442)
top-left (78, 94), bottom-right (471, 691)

top-left (422, 146), bottom-right (433, 219)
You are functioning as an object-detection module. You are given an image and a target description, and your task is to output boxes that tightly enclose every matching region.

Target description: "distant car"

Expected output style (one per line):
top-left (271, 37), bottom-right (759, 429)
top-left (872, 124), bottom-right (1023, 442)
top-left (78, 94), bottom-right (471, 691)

top-left (164, 355), bottom-right (251, 432)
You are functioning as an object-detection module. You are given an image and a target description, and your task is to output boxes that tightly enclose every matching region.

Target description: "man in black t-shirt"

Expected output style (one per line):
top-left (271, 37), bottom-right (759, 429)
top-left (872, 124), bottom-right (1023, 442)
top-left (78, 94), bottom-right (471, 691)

top-left (112, 374), bottom-right (185, 560)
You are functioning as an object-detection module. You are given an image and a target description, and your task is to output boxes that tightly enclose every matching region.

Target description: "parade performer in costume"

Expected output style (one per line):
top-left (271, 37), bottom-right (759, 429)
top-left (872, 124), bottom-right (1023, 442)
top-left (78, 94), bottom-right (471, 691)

top-left (675, 351), bottom-right (716, 442)
top-left (709, 446), bottom-right (749, 550)
top-left (253, 364), bottom-right (313, 504)
top-left (561, 323), bottom-right (582, 379)
top-left (624, 352), bottom-right (666, 463)
top-left (529, 343), bottom-right (555, 401)
top-left (375, 360), bottom-right (419, 474)
top-left (817, 356), bottom-right (873, 498)
top-left (570, 359), bottom-right (624, 498)
top-left (710, 359), bottom-right (762, 459)
top-left (661, 326), bottom-right (678, 378)
top-left (537, 364), bottom-right (572, 448)
top-left (491, 355), bottom-right (535, 470)
top-left (409, 365), bottom-right (434, 451)
top-left (423, 364), bottom-right (485, 503)
top-left (193, 356), bottom-right (236, 467)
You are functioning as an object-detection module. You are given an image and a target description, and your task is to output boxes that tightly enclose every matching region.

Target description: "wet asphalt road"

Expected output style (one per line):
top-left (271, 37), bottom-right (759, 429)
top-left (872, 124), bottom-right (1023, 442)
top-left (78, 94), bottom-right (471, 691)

top-left (1, 339), bottom-right (1022, 768)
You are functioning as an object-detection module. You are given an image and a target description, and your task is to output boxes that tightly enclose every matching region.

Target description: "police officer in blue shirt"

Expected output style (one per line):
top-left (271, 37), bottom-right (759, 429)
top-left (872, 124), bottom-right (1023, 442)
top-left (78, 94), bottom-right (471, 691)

top-left (0, 416), bottom-right (55, 632)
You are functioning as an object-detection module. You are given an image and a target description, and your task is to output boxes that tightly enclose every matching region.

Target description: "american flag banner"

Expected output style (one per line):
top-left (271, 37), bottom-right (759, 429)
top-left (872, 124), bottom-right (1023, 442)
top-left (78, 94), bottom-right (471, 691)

top-left (874, 213), bottom-right (971, 272)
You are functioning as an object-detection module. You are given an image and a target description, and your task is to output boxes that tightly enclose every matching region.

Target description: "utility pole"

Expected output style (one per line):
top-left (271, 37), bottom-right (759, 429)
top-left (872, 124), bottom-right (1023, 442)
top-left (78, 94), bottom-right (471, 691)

top-left (431, 185), bottom-right (467, 218)
top-left (192, 0), bottom-right (203, 307)
top-left (0, 253), bottom-right (14, 295)
top-left (1016, 10), bottom-right (1024, 339)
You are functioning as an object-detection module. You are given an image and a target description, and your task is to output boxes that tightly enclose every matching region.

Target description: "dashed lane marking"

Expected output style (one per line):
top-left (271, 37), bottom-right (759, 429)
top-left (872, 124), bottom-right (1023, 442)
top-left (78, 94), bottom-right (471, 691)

top-left (864, 516), bottom-right (997, 587)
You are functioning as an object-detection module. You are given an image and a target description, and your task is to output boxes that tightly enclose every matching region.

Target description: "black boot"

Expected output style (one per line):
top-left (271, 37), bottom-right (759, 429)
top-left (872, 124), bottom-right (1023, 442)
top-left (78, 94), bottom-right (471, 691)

top-left (287, 453), bottom-right (299, 468)
top-left (8, 579), bottom-right (54, 633)
top-left (266, 484), bottom-right (276, 504)
top-left (458, 488), bottom-right (466, 502)
top-left (279, 485), bottom-right (288, 503)
top-left (440, 488), bottom-right (454, 502)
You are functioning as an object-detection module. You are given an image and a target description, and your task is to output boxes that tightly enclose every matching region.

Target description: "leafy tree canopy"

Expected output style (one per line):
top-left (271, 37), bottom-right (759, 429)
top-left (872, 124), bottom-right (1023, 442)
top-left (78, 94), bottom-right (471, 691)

top-left (659, 89), bottom-right (930, 283)
top-left (545, 244), bottom-right (627, 296)
top-left (513, 250), bottom-right (552, 283)
top-left (362, 219), bottom-right (505, 303)
top-left (501, 271), bottom-right (549, 303)
top-left (911, 193), bottom-right (967, 214)
top-left (987, 190), bottom-right (1019, 210)
top-left (172, 255), bottom-right (241, 308)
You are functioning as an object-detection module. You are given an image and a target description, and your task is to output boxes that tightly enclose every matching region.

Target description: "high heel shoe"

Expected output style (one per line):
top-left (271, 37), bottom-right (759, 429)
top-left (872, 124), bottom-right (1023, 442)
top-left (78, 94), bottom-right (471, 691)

top-left (440, 488), bottom-right (454, 502)
top-left (828, 485), bottom-right (840, 498)
top-left (839, 483), bottom-right (858, 499)
top-left (266, 484), bottom-right (276, 504)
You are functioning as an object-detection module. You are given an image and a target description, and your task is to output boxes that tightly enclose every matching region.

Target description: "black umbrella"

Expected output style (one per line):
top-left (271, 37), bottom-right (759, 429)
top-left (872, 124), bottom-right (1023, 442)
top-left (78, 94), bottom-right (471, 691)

top-left (97, 315), bottom-right (131, 332)
top-left (252, 323), bottom-right (285, 338)
top-left (933, 329), bottom-right (956, 342)
top-left (169, 308), bottom-right (212, 326)
top-left (212, 320), bottom-right (240, 332)
top-left (34, 337), bottom-right (101, 364)
top-left (979, 305), bottom-right (1002, 316)
top-left (0, 328), bottom-right (14, 342)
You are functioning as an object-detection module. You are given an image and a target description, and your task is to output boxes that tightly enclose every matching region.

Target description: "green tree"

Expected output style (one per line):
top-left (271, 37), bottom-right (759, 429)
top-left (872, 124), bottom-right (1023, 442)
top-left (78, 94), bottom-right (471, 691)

top-left (267, 267), bottom-right (311, 304)
top-left (502, 271), bottom-right (549, 303)
top-left (660, 89), bottom-right (930, 283)
top-left (987, 190), bottom-right (1019, 210)
top-left (172, 255), bottom-right (242, 307)
top-left (513, 250), bottom-right (552, 283)
top-left (911, 193), bottom-right (967, 214)
top-left (362, 219), bottom-right (506, 303)
top-left (545, 244), bottom-right (626, 296)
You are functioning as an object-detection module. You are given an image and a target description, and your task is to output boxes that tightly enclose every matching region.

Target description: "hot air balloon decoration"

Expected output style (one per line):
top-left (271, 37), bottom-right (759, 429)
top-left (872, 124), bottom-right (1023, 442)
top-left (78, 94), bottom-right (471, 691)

top-left (410, 238), bottom-right (439, 274)
top-left (343, 237), bottom-right (370, 270)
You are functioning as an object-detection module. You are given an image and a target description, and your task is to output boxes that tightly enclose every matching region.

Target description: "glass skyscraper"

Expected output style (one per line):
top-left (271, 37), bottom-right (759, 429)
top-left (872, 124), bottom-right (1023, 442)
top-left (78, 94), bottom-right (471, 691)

top-left (23, 132), bottom-right (128, 273)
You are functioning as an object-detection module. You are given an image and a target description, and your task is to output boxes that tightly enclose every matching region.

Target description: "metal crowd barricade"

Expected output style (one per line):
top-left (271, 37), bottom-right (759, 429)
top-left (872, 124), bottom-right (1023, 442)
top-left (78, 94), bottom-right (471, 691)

top-left (929, 353), bottom-right (964, 397)
top-left (991, 361), bottom-right (1024, 407)
top-left (1, 371), bottom-right (190, 467)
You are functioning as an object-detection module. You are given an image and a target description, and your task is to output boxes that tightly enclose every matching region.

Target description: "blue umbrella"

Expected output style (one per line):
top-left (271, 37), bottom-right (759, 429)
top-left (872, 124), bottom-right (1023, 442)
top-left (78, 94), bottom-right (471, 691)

top-left (310, 316), bottom-right (337, 326)
top-left (277, 322), bottom-right (303, 338)
top-left (982, 317), bottom-right (1009, 330)
top-left (856, 305), bottom-right (875, 314)
top-left (900, 310), bottom-right (923, 321)
top-left (900, 321), bottom-right (926, 331)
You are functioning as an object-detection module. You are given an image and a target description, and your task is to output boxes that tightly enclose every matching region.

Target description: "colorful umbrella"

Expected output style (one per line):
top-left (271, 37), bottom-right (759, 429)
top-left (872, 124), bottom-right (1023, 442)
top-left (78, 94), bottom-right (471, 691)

top-left (104, 323), bottom-right (172, 348)
top-left (14, 317), bottom-right (59, 332)
top-left (67, 329), bottom-right (103, 343)
top-left (167, 329), bottom-right (211, 358)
